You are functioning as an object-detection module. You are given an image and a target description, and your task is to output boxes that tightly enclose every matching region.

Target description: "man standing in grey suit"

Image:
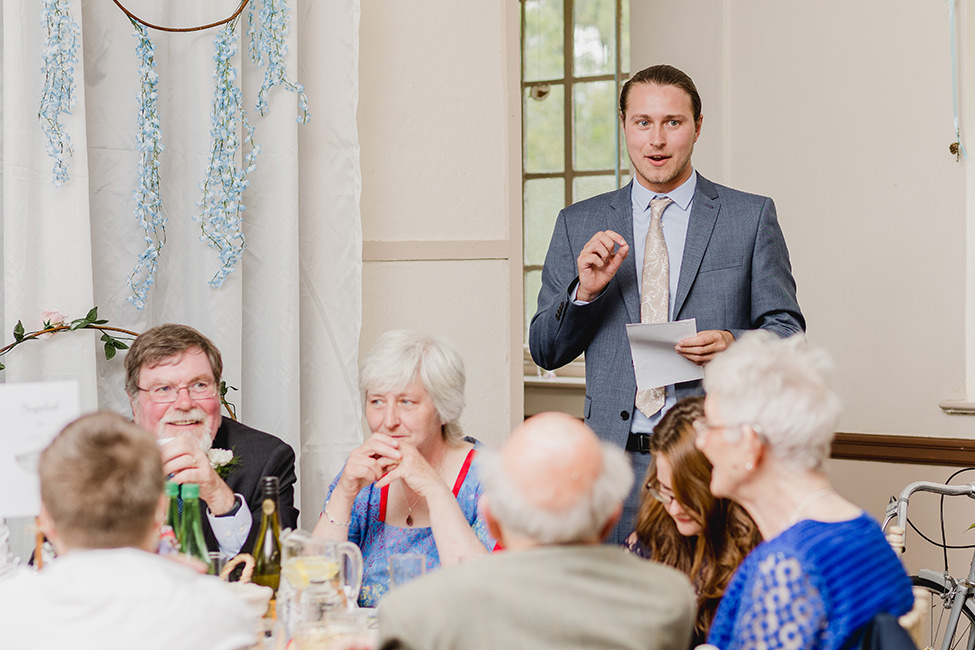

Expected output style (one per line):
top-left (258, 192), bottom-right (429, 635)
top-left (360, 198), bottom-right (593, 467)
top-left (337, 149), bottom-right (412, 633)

top-left (379, 412), bottom-right (695, 650)
top-left (529, 64), bottom-right (804, 542)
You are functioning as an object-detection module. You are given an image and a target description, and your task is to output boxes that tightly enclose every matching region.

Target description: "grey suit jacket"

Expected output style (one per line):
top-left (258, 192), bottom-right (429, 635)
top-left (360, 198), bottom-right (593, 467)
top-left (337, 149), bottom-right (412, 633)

top-left (378, 545), bottom-right (695, 650)
top-left (529, 175), bottom-right (804, 445)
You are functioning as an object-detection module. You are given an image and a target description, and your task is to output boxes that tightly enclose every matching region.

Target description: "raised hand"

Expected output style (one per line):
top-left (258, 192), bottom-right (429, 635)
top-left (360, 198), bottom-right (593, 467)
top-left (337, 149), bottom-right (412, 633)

top-left (160, 437), bottom-right (236, 515)
top-left (577, 230), bottom-right (630, 302)
top-left (333, 433), bottom-right (404, 500)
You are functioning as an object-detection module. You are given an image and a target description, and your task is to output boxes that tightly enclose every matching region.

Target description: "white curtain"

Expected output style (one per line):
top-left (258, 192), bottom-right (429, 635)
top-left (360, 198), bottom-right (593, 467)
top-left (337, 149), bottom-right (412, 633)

top-left (0, 0), bottom-right (362, 526)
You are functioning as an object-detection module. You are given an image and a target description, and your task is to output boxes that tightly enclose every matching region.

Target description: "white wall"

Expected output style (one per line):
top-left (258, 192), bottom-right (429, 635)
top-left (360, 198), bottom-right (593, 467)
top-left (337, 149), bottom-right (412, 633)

top-left (632, 0), bottom-right (971, 438)
top-left (357, 2), bottom-right (522, 447)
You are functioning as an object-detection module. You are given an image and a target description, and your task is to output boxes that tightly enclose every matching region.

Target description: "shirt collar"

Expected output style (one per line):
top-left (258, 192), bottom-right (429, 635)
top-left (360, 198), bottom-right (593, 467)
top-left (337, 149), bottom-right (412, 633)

top-left (631, 169), bottom-right (697, 212)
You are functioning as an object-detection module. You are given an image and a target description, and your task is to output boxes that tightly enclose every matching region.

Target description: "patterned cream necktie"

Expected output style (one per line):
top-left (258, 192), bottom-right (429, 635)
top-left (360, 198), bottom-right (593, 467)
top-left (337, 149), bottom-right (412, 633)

top-left (635, 196), bottom-right (673, 417)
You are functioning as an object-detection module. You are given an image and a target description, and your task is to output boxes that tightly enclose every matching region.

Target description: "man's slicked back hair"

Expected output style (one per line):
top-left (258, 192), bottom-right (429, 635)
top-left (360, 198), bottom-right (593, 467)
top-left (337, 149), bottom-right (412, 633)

top-left (620, 64), bottom-right (702, 122)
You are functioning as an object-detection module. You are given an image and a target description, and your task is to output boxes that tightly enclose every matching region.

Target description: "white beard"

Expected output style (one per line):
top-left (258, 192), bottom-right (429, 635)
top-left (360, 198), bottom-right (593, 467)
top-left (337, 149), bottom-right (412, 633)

top-left (156, 408), bottom-right (214, 452)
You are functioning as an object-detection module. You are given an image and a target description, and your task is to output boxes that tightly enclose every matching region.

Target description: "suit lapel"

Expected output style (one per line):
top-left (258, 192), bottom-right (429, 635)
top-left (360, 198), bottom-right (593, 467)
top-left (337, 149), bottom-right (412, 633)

top-left (674, 176), bottom-right (720, 318)
top-left (607, 183), bottom-right (640, 323)
top-left (212, 417), bottom-right (229, 450)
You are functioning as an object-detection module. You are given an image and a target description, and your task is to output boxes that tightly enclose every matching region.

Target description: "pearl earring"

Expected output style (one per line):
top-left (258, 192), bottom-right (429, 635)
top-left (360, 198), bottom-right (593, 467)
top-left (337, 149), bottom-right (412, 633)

top-left (744, 461), bottom-right (754, 471)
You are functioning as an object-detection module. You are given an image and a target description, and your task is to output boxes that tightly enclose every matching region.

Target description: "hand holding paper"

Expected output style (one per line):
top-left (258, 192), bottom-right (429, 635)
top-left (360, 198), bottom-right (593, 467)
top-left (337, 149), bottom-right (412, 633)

top-left (625, 319), bottom-right (704, 390)
top-left (675, 329), bottom-right (735, 365)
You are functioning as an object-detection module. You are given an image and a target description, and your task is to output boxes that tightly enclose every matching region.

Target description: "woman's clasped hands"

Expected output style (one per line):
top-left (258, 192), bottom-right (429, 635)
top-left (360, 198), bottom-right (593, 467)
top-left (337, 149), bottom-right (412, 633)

top-left (336, 433), bottom-right (444, 501)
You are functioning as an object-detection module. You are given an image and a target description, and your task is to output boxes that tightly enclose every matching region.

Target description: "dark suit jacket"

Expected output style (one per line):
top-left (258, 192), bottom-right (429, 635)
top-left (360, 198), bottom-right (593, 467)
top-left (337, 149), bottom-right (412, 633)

top-left (529, 175), bottom-right (804, 445)
top-left (379, 544), bottom-right (695, 650)
top-left (199, 418), bottom-right (299, 554)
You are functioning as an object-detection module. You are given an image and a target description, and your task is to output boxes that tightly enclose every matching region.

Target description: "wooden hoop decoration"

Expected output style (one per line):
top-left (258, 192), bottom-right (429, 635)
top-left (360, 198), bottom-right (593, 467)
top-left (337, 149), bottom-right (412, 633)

top-left (220, 553), bottom-right (255, 582)
top-left (112, 0), bottom-right (251, 33)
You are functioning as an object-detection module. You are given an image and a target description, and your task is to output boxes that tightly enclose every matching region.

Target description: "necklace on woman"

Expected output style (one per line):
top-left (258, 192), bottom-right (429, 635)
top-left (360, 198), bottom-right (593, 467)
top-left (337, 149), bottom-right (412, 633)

top-left (398, 453), bottom-right (448, 526)
top-left (400, 489), bottom-right (422, 527)
top-left (788, 487), bottom-right (835, 526)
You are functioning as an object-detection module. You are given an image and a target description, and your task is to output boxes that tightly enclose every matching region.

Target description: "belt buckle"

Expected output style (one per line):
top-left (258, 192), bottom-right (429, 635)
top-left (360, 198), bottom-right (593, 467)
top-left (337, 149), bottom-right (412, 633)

top-left (636, 434), bottom-right (651, 454)
top-left (627, 433), bottom-right (651, 454)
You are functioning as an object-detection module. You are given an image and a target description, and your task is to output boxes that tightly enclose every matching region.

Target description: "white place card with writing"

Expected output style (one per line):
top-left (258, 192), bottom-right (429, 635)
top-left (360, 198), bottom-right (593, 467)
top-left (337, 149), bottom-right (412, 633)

top-left (0, 381), bottom-right (80, 518)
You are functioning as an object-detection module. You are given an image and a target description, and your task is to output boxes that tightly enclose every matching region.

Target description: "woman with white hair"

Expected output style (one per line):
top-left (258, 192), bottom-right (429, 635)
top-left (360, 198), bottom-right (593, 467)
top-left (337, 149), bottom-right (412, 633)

top-left (697, 332), bottom-right (913, 650)
top-left (313, 331), bottom-right (495, 606)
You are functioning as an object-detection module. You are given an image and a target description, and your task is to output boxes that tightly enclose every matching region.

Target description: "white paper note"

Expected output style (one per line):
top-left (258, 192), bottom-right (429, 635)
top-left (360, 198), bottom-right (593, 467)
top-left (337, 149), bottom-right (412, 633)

top-left (625, 319), bottom-right (704, 389)
top-left (0, 381), bottom-right (80, 518)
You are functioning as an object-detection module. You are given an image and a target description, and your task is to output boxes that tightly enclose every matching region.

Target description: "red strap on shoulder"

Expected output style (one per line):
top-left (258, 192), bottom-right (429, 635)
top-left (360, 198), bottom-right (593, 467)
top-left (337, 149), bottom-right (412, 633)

top-left (449, 447), bottom-right (502, 551)
top-left (379, 484), bottom-right (388, 522)
top-left (452, 448), bottom-right (477, 496)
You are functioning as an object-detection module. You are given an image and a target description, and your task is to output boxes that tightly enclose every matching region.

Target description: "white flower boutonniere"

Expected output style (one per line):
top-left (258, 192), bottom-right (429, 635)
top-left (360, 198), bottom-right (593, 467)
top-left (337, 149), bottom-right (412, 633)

top-left (207, 448), bottom-right (238, 479)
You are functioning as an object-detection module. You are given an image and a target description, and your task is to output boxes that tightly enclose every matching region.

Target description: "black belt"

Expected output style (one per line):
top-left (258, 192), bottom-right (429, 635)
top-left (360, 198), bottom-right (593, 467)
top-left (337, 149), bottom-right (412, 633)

top-left (625, 432), bottom-right (652, 454)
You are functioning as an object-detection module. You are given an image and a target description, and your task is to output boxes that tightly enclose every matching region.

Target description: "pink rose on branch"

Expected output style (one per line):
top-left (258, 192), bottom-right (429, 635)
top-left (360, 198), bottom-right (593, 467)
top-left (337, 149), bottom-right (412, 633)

top-left (39, 310), bottom-right (67, 338)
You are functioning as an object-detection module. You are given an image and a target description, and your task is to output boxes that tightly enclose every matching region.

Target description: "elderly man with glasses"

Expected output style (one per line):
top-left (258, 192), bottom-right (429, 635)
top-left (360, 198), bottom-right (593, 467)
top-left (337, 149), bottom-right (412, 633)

top-left (125, 323), bottom-right (298, 557)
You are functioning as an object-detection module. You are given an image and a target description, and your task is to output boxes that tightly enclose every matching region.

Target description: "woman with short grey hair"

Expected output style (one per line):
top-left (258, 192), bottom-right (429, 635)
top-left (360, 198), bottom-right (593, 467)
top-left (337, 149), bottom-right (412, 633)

top-left (698, 332), bottom-right (913, 650)
top-left (313, 330), bottom-right (495, 606)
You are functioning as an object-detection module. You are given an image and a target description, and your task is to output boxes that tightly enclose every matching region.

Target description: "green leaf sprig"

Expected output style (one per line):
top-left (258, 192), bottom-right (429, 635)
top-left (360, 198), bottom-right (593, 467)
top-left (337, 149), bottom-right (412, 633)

top-left (0, 307), bottom-right (137, 370)
top-left (0, 307), bottom-right (239, 420)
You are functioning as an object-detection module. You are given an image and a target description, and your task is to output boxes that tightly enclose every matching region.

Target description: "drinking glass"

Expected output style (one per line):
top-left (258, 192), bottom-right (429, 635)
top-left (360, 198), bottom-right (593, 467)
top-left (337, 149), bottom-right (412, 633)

top-left (208, 551), bottom-right (226, 576)
top-left (387, 553), bottom-right (426, 589)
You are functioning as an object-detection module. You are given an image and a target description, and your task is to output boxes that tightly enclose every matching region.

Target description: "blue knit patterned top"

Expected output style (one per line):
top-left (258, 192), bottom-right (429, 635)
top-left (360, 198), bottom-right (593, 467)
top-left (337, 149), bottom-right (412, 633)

top-left (707, 512), bottom-right (914, 650)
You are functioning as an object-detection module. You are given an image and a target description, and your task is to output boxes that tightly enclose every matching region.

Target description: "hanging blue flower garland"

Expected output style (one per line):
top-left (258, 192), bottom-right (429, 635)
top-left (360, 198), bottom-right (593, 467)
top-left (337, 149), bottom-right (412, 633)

top-left (38, 0), bottom-right (81, 187)
top-left (247, 0), bottom-right (310, 123)
top-left (126, 21), bottom-right (166, 309)
top-left (39, 0), bottom-right (309, 305)
top-left (198, 21), bottom-right (261, 288)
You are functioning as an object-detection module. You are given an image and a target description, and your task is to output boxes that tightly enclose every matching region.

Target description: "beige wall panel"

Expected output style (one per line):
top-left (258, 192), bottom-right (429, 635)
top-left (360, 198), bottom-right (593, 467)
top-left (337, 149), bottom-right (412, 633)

top-left (358, 1), bottom-right (510, 242)
top-left (525, 383), bottom-right (585, 419)
top-left (633, 1), bottom-right (971, 437)
top-left (630, 0), bottom-right (727, 180)
top-left (362, 260), bottom-right (512, 448)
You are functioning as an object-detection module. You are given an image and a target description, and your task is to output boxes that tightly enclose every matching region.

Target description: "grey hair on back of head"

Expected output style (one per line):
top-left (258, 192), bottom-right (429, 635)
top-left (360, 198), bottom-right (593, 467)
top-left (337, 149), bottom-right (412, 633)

top-left (704, 331), bottom-right (840, 471)
top-left (477, 441), bottom-right (633, 544)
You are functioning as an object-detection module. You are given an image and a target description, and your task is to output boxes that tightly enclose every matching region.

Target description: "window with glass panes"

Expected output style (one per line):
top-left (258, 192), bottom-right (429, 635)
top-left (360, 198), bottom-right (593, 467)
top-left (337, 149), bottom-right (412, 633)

top-left (521, 0), bottom-right (630, 338)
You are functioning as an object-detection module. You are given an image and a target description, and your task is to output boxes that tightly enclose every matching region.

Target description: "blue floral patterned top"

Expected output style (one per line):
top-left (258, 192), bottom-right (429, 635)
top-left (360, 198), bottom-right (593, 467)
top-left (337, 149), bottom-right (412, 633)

top-left (323, 438), bottom-right (496, 607)
top-left (707, 512), bottom-right (913, 650)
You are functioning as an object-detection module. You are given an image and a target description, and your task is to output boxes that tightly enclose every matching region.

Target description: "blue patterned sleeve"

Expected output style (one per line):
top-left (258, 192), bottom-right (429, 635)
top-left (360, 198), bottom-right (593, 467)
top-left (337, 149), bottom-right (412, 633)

top-left (323, 472), bottom-right (340, 514)
top-left (323, 467), bottom-right (367, 546)
top-left (461, 446), bottom-right (497, 551)
top-left (468, 479), bottom-right (496, 550)
top-left (735, 552), bottom-right (827, 650)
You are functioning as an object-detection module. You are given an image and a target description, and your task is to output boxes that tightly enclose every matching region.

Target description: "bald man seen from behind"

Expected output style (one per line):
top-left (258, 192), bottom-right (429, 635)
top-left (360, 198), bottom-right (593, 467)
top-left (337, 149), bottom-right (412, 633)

top-left (379, 411), bottom-right (696, 650)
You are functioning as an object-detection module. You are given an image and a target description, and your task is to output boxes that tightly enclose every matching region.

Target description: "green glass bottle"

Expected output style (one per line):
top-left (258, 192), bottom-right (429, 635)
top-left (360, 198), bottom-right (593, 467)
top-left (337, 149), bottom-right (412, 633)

top-left (178, 483), bottom-right (214, 574)
top-left (251, 476), bottom-right (283, 614)
top-left (165, 481), bottom-right (181, 546)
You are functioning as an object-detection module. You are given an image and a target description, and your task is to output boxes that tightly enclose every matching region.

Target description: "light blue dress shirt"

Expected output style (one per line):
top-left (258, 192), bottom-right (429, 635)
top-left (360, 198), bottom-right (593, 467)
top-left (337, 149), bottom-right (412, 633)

top-left (629, 171), bottom-right (696, 433)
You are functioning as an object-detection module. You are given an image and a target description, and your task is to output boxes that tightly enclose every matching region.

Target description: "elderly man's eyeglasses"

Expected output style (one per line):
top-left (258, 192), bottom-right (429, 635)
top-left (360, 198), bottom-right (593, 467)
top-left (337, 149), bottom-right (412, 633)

top-left (138, 381), bottom-right (218, 403)
top-left (645, 481), bottom-right (675, 506)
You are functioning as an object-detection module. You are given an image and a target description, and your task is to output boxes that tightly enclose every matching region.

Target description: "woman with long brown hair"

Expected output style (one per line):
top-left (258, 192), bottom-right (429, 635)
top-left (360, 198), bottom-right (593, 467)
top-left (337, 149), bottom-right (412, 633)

top-left (624, 396), bottom-right (761, 647)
